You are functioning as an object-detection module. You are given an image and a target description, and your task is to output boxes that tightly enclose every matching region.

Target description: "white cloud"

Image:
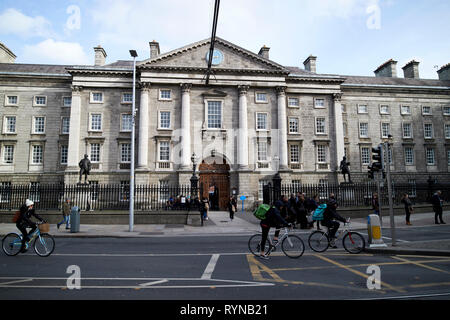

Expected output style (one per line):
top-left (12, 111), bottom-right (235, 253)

top-left (0, 8), bottom-right (53, 38)
top-left (22, 39), bottom-right (90, 65)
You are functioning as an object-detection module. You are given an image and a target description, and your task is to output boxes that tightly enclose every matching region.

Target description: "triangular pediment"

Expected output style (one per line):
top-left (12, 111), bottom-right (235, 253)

top-left (138, 37), bottom-right (288, 74)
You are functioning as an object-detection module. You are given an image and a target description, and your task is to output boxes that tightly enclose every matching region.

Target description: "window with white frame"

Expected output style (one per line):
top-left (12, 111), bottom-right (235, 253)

top-left (256, 113), bottom-right (268, 131)
top-left (317, 145), bottom-right (327, 163)
top-left (401, 105), bottom-right (411, 115)
top-left (257, 141), bottom-right (268, 162)
top-left (404, 147), bottom-right (414, 165)
top-left (361, 147), bottom-right (371, 165)
top-left (61, 117), bottom-right (70, 134)
top-left (426, 148), bottom-right (435, 166)
top-left (424, 123), bottom-right (433, 139)
top-left (207, 101), bottom-right (222, 129)
top-left (159, 111), bottom-right (171, 129)
top-left (90, 114), bottom-right (102, 131)
top-left (60, 145), bottom-right (68, 165)
top-left (289, 117), bottom-right (299, 134)
top-left (90, 143), bottom-right (101, 162)
top-left (422, 106), bottom-right (432, 115)
top-left (358, 104), bottom-right (368, 114)
top-left (314, 98), bottom-right (325, 108)
top-left (63, 97), bottom-right (72, 107)
top-left (380, 105), bottom-right (390, 114)
top-left (258, 180), bottom-right (270, 200)
top-left (2, 145), bottom-right (14, 164)
top-left (402, 123), bottom-right (413, 138)
top-left (289, 144), bottom-right (300, 163)
top-left (31, 145), bottom-right (43, 164)
top-left (122, 93), bottom-right (133, 103)
top-left (381, 122), bottom-right (391, 138)
top-left (255, 92), bottom-right (268, 103)
top-left (444, 106), bottom-right (450, 116)
top-left (315, 117), bottom-right (326, 135)
top-left (3, 116), bottom-right (16, 134)
top-left (5, 95), bottom-right (18, 106)
top-left (33, 96), bottom-right (47, 106)
top-left (359, 122), bottom-right (369, 138)
top-left (90, 92), bottom-right (103, 103)
top-left (288, 97), bottom-right (299, 107)
top-left (159, 89), bottom-right (171, 100)
top-left (384, 147), bottom-right (393, 165)
top-left (445, 124), bottom-right (450, 139)
top-left (159, 141), bottom-right (170, 161)
top-left (120, 143), bottom-right (131, 163)
top-left (121, 114), bottom-right (132, 132)
top-left (33, 116), bottom-right (45, 134)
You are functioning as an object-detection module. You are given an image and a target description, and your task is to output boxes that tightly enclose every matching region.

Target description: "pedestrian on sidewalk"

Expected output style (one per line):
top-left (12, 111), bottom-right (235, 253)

top-left (401, 193), bottom-right (413, 226)
top-left (201, 197), bottom-right (209, 221)
top-left (228, 196), bottom-right (237, 221)
top-left (372, 192), bottom-right (380, 216)
top-left (57, 198), bottom-right (71, 230)
top-left (432, 190), bottom-right (446, 224)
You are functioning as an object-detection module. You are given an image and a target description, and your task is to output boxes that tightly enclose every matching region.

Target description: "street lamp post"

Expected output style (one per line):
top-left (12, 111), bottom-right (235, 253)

top-left (129, 49), bottom-right (138, 232)
top-left (384, 134), bottom-right (396, 246)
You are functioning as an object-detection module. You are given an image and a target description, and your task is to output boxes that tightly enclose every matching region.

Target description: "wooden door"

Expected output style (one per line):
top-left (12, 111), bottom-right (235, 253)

top-left (199, 161), bottom-right (230, 210)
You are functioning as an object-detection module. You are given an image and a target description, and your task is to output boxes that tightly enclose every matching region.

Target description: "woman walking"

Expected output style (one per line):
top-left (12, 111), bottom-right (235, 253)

top-left (401, 193), bottom-right (413, 226)
top-left (228, 196), bottom-right (237, 221)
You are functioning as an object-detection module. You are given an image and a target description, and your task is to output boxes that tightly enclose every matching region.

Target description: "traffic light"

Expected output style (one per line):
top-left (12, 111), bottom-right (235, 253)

top-left (368, 144), bottom-right (385, 180)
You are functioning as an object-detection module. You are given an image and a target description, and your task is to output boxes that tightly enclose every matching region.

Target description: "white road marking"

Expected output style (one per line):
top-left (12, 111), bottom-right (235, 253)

top-left (201, 254), bottom-right (220, 279)
top-left (0, 279), bottom-right (33, 286)
top-left (357, 292), bottom-right (450, 300)
top-left (139, 279), bottom-right (168, 287)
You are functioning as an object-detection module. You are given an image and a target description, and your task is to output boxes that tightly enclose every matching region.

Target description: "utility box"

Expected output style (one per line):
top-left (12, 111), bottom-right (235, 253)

top-left (70, 206), bottom-right (80, 233)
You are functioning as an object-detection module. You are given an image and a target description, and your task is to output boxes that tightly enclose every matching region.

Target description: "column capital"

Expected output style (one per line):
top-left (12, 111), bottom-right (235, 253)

top-left (138, 82), bottom-right (151, 91)
top-left (181, 83), bottom-right (192, 93)
top-left (238, 85), bottom-right (250, 95)
top-left (275, 86), bottom-right (287, 96)
top-left (333, 93), bottom-right (343, 102)
top-left (71, 85), bottom-right (83, 93)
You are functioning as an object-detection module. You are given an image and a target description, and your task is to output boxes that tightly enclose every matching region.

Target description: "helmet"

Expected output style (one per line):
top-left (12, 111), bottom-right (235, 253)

top-left (25, 199), bottom-right (34, 207)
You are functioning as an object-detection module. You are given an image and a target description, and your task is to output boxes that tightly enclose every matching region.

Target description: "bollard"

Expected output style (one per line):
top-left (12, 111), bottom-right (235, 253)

top-left (70, 206), bottom-right (80, 233)
top-left (367, 214), bottom-right (387, 248)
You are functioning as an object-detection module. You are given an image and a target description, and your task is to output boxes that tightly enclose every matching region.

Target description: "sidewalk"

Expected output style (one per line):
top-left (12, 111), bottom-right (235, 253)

top-left (0, 210), bottom-right (448, 256)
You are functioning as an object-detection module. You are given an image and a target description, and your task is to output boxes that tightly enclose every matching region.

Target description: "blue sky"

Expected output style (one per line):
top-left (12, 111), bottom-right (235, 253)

top-left (0, 0), bottom-right (449, 79)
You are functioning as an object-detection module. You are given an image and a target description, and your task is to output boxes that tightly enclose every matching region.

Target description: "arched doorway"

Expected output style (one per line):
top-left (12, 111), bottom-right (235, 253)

top-left (199, 157), bottom-right (230, 210)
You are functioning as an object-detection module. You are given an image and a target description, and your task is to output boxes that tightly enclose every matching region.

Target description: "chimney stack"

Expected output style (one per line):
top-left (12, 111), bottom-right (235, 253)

top-left (437, 63), bottom-right (450, 81)
top-left (150, 40), bottom-right (160, 59)
top-left (258, 45), bottom-right (270, 59)
top-left (374, 59), bottom-right (398, 77)
top-left (402, 60), bottom-right (420, 79)
top-left (303, 55), bottom-right (317, 73)
top-left (94, 45), bottom-right (107, 66)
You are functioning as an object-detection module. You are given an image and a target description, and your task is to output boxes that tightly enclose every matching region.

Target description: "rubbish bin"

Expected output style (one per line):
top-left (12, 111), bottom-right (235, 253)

top-left (70, 206), bottom-right (80, 233)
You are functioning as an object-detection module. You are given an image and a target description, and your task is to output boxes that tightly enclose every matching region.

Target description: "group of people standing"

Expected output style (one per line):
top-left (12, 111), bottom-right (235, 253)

top-left (281, 192), bottom-right (320, 230)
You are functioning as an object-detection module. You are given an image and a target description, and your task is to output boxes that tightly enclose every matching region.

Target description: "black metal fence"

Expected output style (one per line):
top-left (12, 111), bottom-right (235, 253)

top-left (263, 182), bottom-right (450, 207)
top-left (0, 184), bottom-right (201, 211)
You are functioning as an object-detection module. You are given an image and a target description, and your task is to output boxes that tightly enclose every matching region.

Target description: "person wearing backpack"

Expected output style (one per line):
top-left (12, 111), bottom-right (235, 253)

top-left (259, 200), bottom-right (290, 260)
top-left (321, 198), bottom-right (347, 248)
top-left (16, 199), bottom-right (45, 253)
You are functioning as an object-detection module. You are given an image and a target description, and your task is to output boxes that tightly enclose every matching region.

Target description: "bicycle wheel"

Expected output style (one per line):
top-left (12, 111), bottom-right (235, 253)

top-left (281, 235), bottom-right (305, 258)
top-left (342, 232), bottom-right (365, 254)
top-left (248, 234), bottom-right (270, 256)
top-left (33, 233), bottom-right (55, 257)
top-left (2, 233), bottom-right (22, 256)
top-left (308, 230), bottom-right (329, 253)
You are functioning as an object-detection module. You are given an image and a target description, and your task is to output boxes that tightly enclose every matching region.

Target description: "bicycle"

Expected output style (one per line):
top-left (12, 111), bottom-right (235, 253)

top-left (248, 225), bottom-right (305, 259)
top-left (2, 222), bottom-right (55, 257)
top-left (308, 218), bottom-right (365, 254)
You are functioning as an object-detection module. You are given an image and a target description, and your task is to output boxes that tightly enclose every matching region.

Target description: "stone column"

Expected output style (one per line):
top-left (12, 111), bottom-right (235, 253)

top-left (238, 85), bottom-right (249, 170)
top-left (276, 86), bottom-right (288, 170)
top-left (137, 83), bottom-right (150, 169)
top-left (67, 85), bottom-right (82, 170)
top-left (333, 93), bottom-right (345, 169)
top-left (180, 83), bottom-right (192, 170)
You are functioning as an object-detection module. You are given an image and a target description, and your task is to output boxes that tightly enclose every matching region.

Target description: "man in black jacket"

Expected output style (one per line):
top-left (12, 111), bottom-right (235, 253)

top-left (432, 191), bottom-right (445, 224)
top-left (259, 200), bottom-right (290, 259)
top-left (321, 197), bottom-right (347, 248)
top-left (16, 199), bottom-right (45, 252)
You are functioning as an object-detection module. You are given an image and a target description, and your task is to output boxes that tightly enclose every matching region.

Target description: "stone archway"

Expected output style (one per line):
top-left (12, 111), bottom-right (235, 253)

top-left (199, 157), bottom-right (230, 211)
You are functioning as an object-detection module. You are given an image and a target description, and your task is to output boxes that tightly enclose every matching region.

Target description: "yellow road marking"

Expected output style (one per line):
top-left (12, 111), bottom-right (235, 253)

top-left (313, 254), bottom-right (405, 293)
top-left (392, 256), bottom-right (450, 275)
top-left (409, 282), bottom-right (450, 289)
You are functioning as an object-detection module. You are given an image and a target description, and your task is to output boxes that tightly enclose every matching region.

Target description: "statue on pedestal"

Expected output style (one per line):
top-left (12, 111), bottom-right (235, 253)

top-left (339, 156), bottom-right (352, 184)
top-left (79, 154), bottom-right (91, 184)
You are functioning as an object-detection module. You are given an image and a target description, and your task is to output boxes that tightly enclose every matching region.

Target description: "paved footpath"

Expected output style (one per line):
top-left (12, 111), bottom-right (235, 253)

top-left (1, 210), bottom-right (449, 255)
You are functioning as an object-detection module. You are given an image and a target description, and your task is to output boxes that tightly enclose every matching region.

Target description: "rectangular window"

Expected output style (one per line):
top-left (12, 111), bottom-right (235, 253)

top-left (358, 104), bottom-right (368, 114)
top-left (90, 143), bottom-right (100, 162)
top-left (207, 101), bottom-right (222, 129)
top-left (34, 96), bottom-right (47, 106)
top-left (90, 114), bottom-right (102, 131)
top-left (361, 147), bottom-right (371, 165)
top-left (256, 113), bottom-right (268, 130)
top-left (91, 92), bottom-right (103, 103)
top-left (288, 97), bottom-right (299, 107)
top-left (426, 148), bottom-right (435, 166)
top-left (359, 122), bottom-right (369, 138)
top-left (63, 97), bottom-right (72, 107)
top-left (60, 145), bottom-right (68, 165)
top-left (314, 98), bottom-right (325, 108)
top-left (159, 89), bottom-right (171, 100)
top-left (159, 141), bottom-right (170, 161)
top-left (255, 92), bottom-right (268, 103)
top-left (315, 117), bottom-right (326, 134)
top-left (3, 145), bottom-right (14, 164)
top-left (122, 93), bottom-right (133, 103)
top-left (402, 123), bottom-right (412, 138)
top-left (61, 117), bottom-right (70, 134)
top-left (159, 111), bottom-right (171, 129)
top-left (381, 123), bottom-right (390, 138)
top-left (380, 105), bottom-right (390, 114)
top-left (120, 143), bottom-right (131, 163)
top-left (289, 117), bottom-right (299, 134)
top-left (4, 116), bottom-right (16, 133)
top-left (401, 105), bottom-right (411, 115)
top-left (257, 142), bottom-right (268, 162)
top-left (317, 145), bottom-right (327, 163)
top-left (6, 95), bottom-right (18, 106)
top-left (121, 114), bottom-right (132, 132)
top-left (444, 106), bottom-right (450, 116)
top-left (424, 123), bottom-right (433, 139)
top-left (422, 106), bottom-right (432, 115)
top-left (33, 116), bottom-right (45, 134)
top-left (32, 145), bottom-right (43, 164)
top-left (404, 147), bottom-right (414, 165)
top-left (445, 124), bottom-right (450, 139)
top-left (290, 145), bottom-right (300, 163)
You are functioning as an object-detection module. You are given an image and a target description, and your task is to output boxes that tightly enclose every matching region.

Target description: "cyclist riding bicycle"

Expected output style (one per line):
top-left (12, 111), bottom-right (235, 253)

top-left (321, 197), bottom-right (347, 248)
top-left (16, 199), bottom-right (45, 253)
top-left (259, 200), bottom-right (290, 259)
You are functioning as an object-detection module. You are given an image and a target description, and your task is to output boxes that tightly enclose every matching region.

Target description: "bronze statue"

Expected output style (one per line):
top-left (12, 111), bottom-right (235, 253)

top-left (79, 154), bottom-right (91, 184)
top-left (340, 156), bottom-right (352, 183)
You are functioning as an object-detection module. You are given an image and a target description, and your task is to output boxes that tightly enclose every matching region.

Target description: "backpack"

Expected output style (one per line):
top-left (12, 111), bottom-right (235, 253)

top-left (12, 210), bottom-right (21, 223)
top-left (253, 204), bottom-right (272, 220)
top-left (312, 204), bottom-right (327, 221)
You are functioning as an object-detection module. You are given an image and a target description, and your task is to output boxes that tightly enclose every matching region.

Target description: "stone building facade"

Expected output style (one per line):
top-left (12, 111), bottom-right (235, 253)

top-left (1, 38), bottom-right (449, 208)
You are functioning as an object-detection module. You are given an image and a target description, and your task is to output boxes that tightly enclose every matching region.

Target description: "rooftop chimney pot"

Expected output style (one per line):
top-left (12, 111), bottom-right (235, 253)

top-left (303, 55), bottom-right (317, 73)
top-left (94, 45), bottom-right (107, 66)
top-left (402, 60), bottom-right (420, 79)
